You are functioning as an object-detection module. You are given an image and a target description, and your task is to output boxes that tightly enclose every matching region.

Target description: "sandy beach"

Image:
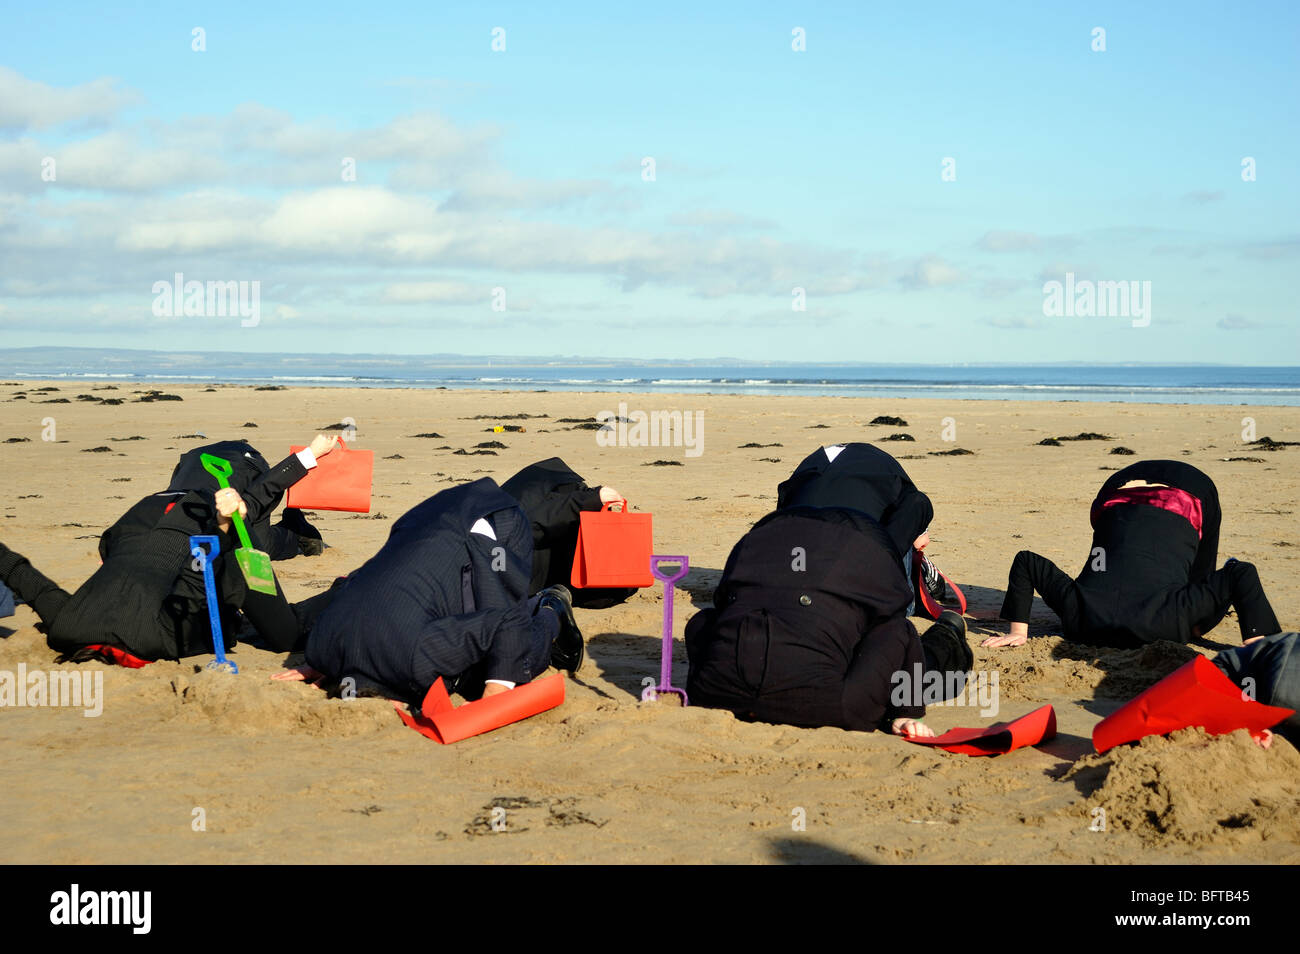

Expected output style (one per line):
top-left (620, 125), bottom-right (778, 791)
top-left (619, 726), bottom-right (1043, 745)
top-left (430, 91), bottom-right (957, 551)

top-left (1, 382), bottom-right (1297, 864)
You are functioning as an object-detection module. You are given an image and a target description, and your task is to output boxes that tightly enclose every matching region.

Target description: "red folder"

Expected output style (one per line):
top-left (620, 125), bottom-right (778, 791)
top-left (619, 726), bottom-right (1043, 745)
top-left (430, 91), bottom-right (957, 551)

top-left (393, 674), bottom-right (566, 744)
top-left (570, 501), bottom-right (653, 589)
top-left (1092, 656), bottom-right (1295, 753)
top-left (903, 704), bottom-right (1057, 756)
top-left (286, 439), bottom-right (374, 513)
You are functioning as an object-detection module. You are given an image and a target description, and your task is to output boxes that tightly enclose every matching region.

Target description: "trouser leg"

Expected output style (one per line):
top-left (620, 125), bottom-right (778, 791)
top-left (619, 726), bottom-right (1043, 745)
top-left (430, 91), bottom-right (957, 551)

top-left (920, 617), bottom-right (973, 701)
top-left (1179, 561), bottom-right (1281, 641)
top-left (0, 544), bottom-right (71, 627)
top-left (525, 594), bottom-right (560, 676)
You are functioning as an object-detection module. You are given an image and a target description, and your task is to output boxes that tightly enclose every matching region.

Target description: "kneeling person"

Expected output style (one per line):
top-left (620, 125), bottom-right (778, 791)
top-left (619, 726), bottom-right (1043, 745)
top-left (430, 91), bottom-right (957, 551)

top-left (685, 506), bottom-right (972, 736)
top-left (300, 478), bottom-right (583, 704)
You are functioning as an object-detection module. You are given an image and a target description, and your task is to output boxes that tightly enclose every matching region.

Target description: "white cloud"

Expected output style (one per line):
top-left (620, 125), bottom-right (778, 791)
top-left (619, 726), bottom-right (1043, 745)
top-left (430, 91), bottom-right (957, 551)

top-left (901, 256), bottom-right (962, 288)
top-left (0, 67), bottom-right (140, 130)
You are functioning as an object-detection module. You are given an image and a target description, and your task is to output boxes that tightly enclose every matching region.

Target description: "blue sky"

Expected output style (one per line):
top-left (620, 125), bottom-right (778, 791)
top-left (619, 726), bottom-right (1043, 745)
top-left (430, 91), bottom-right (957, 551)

top-left (1, 1), bottom-right (1297, 362)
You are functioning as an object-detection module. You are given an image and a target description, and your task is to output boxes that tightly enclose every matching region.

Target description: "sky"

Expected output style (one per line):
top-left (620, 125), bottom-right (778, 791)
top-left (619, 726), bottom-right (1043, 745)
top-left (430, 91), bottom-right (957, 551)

top-left (1, 1), bottom-right (1297, 363)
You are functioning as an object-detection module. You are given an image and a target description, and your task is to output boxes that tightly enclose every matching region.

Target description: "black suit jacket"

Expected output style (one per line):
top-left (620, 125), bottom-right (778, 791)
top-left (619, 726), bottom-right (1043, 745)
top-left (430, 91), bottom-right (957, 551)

top-left (305, 478), bottom-right (538, 704)
top-left (46, 452), bottom-right (308, 661)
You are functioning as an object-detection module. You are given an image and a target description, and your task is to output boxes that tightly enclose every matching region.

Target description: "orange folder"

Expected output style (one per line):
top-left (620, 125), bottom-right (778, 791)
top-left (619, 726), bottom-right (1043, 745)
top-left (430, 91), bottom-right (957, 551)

top-left (287, 439), bottom-right (374, 513)
top-left (1092, 656), bottom-right (1295, 753)
top-left (570, 502), bottom-right (653, 589)
top-left (393, 673), bottom-right (566, 744)
top-left (903, 704), bottom-right (1057, 756)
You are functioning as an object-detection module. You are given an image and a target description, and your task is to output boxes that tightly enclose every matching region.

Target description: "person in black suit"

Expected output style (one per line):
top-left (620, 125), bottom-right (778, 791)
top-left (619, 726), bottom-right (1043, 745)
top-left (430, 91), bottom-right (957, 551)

top-left (501, 457), bottom-right (634, 608)
top-left (984, 460), bottom-right (1282, 649)
top-left (284, 478), bottom-right (583, 704)
top-left (685, 505), bottom-right (971, 736)
top-left (0, 435), bottom-right (338, 662)
top-left (167, 440), bottom-right (326, 559)
top-left (777, 442), bottom-right (952, 616)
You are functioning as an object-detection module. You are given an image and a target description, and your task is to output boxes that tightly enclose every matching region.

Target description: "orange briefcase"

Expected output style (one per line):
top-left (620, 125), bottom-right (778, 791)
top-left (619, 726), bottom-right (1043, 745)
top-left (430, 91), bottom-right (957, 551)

top-left (570, 501), bottom-right (653, 589)
top-left (286, 439), bottom-right (374, 513)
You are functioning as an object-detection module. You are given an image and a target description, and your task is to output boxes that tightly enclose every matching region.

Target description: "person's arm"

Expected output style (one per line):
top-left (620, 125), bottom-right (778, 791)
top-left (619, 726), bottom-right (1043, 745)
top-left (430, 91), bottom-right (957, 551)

top-left (842, 616), bottom-right (925, 731)
top-left (239, 434), bottom-right (338, 525)
top-left (405, 603), bottom-right (539, 700)
top-left (983, 550), bottom-right (1067, 648)
top-left (528, 482), bottom-right (604, 547)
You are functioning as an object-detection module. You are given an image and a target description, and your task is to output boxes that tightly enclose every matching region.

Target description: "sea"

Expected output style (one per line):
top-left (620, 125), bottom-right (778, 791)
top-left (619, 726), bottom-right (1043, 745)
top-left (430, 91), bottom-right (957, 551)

top-left (1, 350), bottom-right (1298, 406)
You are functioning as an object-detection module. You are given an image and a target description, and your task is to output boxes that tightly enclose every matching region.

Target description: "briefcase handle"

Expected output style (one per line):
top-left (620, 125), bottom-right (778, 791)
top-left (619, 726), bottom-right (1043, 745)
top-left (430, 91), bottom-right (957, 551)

top-left (601, 498), bottom-right (629, 513)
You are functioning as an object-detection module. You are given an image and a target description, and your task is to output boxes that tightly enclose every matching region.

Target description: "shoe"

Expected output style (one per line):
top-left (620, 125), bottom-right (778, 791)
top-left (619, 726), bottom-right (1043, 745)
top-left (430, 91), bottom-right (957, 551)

top-left (297, 535), bottom-right (324, 557)
top-left (539, 584), bottom-right (584, 675)
top-left (919, 554), bottom-right (950, 602)
top-left (922, 610), bottom-right (973, 672)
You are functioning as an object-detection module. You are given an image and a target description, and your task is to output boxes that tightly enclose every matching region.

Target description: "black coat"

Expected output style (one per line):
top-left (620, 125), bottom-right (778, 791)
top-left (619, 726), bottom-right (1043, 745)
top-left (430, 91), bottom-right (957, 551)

top-left (501, 457), bottom-right (634, 608)
top-left (777, 444), bottom-right (933, 557)
top-left (305, 478), bottom-right (537, 703)
top-left (45, 450), bottom-right (308, 661)
top-left (685, 506), bottom-right (924, 732)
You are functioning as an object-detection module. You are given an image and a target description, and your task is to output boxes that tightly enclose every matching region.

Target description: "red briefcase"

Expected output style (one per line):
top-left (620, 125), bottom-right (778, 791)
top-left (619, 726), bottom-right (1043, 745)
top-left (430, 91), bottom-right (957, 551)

top-left (286, 439), bottom-right (374, 513)
top-left (571, 500), bottom-right (653, 589)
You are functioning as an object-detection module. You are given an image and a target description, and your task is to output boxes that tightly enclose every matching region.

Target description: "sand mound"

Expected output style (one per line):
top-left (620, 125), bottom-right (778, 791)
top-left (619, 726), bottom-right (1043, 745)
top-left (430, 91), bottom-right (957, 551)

top-left (166, 670), bottom-right (397, 737)
top-left (1060, 728), bottom-right (1300, 845)
top-left (991, 637), bottom-right (1199, 702)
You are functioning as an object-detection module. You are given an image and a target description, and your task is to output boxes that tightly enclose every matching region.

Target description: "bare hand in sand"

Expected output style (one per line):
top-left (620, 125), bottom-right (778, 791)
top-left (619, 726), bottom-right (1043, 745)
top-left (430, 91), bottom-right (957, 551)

top-left (482, 682), bottom-right (510, 697)
top-left (214, 487), bottom-right (248, 534)
top-left (981, 622), bottom-right (1028, 648)
top-left (309, 434), bottom-right (340, 457)
top-left (271, 665), bottom-right (325, 686)
top-left (892, 718), bottom-right (934, 738)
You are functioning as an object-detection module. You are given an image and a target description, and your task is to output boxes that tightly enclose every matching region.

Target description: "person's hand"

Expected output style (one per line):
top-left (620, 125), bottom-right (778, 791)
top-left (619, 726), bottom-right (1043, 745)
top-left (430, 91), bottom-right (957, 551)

top-left (271, 665), bottom-right (325, 686)
top-left (598, 486), bottom-right (624, 507)
top-left (1253, 729), bottom-right (1273, 750)
top-left (892, 718), bottom-right (934, 738)
top-left (913, 530), bottom-right (930, 552)
top-left (981, 622), bottom-right (1028, 648)
top-left (482, 682), bottom-right (510, 698)
top-left (214, 487), bottom-right (247, 532)
top-left (309, 434), bottom-right (339, 457)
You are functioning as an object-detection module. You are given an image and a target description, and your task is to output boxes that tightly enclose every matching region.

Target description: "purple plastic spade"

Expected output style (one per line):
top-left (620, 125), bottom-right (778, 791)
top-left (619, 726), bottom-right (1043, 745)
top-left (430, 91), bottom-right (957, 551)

top-left (642, 554), bottom-right (689, 705)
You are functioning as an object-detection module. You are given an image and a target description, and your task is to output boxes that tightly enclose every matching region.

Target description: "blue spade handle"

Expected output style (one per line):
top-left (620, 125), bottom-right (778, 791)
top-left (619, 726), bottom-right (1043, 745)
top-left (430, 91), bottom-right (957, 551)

top-left (190, 534), bottom-right (238, 674)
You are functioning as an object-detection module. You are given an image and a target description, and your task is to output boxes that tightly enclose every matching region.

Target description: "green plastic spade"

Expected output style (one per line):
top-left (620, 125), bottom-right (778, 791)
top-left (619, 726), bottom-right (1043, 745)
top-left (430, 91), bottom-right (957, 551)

top-left (199, 453), bottom-right (278, 596)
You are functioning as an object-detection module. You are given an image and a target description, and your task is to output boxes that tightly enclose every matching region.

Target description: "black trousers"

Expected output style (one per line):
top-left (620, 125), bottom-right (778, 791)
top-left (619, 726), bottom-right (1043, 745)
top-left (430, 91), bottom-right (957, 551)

top-left (1000, 550), bottom-right (1280, 645)
top-left (0, 543), bottom-right (304, 654)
